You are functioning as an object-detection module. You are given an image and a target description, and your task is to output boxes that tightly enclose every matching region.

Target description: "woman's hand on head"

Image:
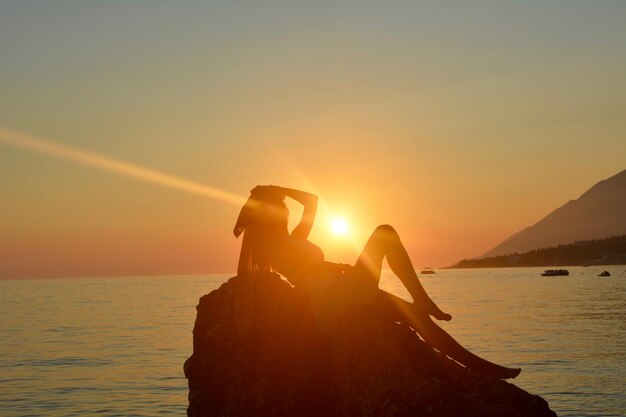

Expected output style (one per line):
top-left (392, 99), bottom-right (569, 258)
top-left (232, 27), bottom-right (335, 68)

top-left (250, 185), bottom-right (269, 195)
top-left (250, 185), bottom-right (284, 199)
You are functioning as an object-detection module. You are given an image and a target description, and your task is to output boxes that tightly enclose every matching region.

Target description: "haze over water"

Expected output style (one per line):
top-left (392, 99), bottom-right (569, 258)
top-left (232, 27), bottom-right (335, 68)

top-left (1, 267), bottom-right (624, 417)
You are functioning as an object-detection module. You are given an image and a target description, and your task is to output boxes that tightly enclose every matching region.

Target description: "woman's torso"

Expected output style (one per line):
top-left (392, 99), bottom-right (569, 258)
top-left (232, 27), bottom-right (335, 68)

top-left (270, 236), bottom-right (324, 285)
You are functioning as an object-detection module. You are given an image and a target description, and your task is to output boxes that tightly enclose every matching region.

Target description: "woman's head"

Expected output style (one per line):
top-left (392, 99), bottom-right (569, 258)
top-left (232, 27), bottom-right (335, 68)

top-left (233, 193), bottom-right (289, 239)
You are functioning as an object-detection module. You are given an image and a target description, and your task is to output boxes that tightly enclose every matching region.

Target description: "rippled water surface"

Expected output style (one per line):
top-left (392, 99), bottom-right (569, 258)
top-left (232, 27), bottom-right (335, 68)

top-left (1, 267), bottom-right (624, 416)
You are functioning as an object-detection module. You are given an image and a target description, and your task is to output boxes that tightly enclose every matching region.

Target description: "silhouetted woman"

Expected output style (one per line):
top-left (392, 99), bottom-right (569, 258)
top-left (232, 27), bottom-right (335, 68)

top-left (233, 185), bottom-right (521, 379)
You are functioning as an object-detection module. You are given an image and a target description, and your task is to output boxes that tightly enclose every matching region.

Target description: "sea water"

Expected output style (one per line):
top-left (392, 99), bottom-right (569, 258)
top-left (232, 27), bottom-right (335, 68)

top-left (1, 267), bottom-right (624, 416)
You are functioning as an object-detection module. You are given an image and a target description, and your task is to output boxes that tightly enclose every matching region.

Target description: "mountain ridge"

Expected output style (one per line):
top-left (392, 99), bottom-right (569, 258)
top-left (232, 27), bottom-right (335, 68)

top-left (481, 169), bottom-right (626, 258)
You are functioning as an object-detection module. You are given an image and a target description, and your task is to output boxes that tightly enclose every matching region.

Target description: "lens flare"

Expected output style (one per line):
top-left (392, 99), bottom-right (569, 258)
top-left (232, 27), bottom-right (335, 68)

top-left (0, 127), bottom-right (245, 206)
top-left (330, 217), bottom-right (349, 236)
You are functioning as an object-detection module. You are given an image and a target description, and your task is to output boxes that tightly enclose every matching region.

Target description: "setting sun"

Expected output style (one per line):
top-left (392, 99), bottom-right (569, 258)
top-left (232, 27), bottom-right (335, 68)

top-left (330, 217), bottom-right (349, 236)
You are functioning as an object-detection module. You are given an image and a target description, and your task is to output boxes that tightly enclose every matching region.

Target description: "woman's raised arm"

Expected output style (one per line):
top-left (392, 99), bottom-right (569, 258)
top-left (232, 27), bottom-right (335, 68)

top-left (279, 187), bottom-right (318, 240)
top-left (249, 185), bottom-right (318, 239)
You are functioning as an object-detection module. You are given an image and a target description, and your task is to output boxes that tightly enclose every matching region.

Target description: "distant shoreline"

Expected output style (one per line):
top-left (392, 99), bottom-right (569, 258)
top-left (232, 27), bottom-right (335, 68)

top-left (447, 235), bottom-right (626, 269)
top-left (445, 262), bottom-right (626, 270)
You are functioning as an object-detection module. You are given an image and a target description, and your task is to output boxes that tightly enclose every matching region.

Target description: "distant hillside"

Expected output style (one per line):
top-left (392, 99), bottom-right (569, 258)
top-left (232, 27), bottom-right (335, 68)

top-left (482, 169), bottom-right (626, 258)
top-left (451, 235), bottom-right (626, 268)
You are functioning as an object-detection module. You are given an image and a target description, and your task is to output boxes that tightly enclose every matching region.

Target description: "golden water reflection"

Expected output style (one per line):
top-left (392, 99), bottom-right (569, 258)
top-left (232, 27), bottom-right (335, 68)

top-left (1, 267), bottom-right (625, 416)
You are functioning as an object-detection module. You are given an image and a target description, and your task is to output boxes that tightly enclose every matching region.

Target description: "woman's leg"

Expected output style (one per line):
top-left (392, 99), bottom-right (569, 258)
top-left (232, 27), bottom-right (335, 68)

top-left (353, 225), bottom-right (450, 320)
top-left (380, 291), bottom-right (521, 379)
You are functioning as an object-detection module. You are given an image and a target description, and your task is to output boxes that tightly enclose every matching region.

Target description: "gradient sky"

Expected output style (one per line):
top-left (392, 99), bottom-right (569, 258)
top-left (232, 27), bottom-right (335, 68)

top-left (1, 1), bottom-right (625, 279)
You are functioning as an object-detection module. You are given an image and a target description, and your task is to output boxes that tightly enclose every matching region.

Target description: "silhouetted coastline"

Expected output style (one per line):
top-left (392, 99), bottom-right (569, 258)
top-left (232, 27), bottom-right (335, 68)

top-left (450, 235), bottom-right (626, 269)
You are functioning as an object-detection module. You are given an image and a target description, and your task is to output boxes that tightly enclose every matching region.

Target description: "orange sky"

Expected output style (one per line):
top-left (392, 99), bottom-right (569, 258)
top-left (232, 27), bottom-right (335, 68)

top-left (1, 3), bottom-right (625, 279)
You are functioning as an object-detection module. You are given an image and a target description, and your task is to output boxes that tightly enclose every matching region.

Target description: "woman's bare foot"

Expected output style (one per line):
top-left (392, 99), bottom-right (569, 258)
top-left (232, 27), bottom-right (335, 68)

top-left (469, 364), bottom-right (521, 379)
top-left (429, 303), bottom-right (452, 321)
top-left (502, 367), bottom-right (522, 379)
top-left (413, 302), bottom-right (452, 321)
top-left (431, 310), bottom-right (452, 321)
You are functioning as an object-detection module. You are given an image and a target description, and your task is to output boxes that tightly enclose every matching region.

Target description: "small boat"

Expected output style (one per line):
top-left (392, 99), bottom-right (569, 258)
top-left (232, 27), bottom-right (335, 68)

top-left (541, 269), bottom-right (569, 276)
top-left (598, 270), bottom-right (611, 277)
top-left (420, 268), bottom-right (436, 275)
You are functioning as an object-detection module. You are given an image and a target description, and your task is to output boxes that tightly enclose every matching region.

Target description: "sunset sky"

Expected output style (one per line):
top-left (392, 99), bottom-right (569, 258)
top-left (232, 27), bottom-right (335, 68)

top-left (1, 2), bottom-right (625, 279)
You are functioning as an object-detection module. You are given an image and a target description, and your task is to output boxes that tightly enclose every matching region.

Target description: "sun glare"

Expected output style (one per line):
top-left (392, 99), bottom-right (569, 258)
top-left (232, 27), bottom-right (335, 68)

top-left (330, 217), bottom-right (349, 236)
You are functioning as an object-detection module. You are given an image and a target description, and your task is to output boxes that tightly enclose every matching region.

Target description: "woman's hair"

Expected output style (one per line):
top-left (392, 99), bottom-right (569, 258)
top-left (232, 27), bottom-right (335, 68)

top-left (233, 193), bottom-right (289, 277)
top-left (232, 191), bottom-right (288, 337)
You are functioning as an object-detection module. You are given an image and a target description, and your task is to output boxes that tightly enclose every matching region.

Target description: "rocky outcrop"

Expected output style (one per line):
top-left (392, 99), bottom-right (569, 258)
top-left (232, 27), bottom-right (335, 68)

top-left (184, 273), bottom-right (557, 417)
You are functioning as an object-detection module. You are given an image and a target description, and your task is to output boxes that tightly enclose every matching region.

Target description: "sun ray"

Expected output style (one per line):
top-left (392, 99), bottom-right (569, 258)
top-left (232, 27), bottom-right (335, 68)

top-left (0, 127), bottom-right (245, 206)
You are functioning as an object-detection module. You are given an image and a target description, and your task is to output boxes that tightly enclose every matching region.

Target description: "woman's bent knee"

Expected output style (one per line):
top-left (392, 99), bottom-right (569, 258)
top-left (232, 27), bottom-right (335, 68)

top-left (374, 224), bottom-right (397, 236)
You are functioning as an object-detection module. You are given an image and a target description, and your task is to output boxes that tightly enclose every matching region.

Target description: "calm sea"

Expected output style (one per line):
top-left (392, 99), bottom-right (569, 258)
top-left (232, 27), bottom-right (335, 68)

top-left (1, 267), bottom-right (624, 417)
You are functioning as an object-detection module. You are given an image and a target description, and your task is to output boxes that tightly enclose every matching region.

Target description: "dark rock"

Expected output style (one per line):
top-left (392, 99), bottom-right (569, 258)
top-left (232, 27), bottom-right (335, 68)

top-left (185, 273), bottom-right (557, 417)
